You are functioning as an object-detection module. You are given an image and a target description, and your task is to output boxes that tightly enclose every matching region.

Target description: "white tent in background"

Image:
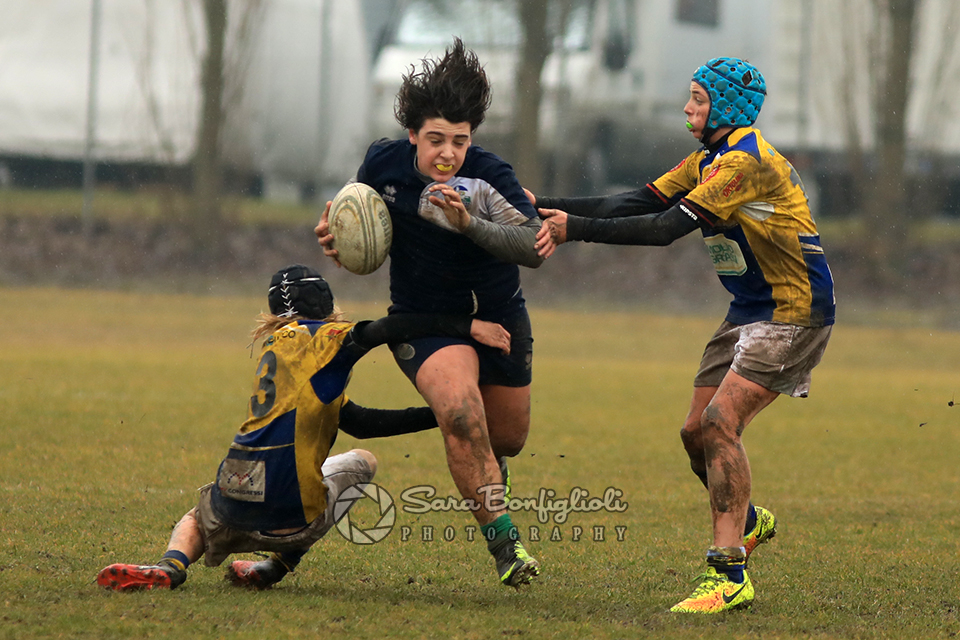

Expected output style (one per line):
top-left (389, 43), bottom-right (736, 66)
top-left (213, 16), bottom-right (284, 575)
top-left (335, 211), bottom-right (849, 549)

top-left (0, 0), bottom-right (370, 200)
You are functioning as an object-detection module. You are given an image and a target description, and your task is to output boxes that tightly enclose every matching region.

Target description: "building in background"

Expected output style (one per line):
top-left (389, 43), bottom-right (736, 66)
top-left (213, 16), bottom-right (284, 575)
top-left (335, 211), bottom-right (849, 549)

top-left (1, 0), bottom-right (959, 216)
top-left (369, 0), bottom-right (960, 216)
top-left (0, 0), bottom-right (371, 202)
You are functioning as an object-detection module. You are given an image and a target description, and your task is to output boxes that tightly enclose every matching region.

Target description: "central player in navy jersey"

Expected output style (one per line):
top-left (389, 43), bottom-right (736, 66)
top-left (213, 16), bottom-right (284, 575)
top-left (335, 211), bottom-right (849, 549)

top-left (316, 38), bottom-right (543, 588)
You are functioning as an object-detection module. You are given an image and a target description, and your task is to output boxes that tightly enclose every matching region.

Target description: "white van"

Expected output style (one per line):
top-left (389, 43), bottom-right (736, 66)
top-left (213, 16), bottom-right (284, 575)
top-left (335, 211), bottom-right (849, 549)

top-left (368, 0), bottom-right (790, 194)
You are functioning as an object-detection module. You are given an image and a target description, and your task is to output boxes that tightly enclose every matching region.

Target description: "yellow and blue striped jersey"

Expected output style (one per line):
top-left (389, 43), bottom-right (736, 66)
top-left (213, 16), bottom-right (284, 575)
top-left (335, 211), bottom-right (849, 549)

top-left (211, 319), bottom-right (360, 530)
top-left (653, 127), bottom-right (835, 327)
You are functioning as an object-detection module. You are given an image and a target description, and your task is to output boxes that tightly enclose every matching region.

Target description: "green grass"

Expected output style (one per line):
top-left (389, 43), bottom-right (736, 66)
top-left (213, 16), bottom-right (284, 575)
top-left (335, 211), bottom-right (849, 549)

top-left (1, 287), bottom-right (959, 639)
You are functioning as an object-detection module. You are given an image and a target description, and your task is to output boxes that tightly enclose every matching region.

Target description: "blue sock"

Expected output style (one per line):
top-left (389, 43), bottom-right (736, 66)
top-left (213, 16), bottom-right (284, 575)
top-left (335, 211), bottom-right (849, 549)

top-left (707, 546), bottom-right (746, 584)
top-left (160, 550), bottom-right (190, 572)
top-left (744, 503), bottom-right (757, 536)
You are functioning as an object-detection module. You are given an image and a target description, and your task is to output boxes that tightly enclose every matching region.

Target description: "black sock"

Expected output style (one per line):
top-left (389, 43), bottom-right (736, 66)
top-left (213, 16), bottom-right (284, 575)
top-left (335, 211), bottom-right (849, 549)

top-left (272, 550), bottom-right (306, 573)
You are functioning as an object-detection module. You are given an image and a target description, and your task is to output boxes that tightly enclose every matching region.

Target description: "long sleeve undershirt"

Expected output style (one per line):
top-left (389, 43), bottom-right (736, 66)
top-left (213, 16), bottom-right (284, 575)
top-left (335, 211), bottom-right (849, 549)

top-left (536, 186), bottom-right (710, 247)
top-left (462, 215), bottom-right (544, 268)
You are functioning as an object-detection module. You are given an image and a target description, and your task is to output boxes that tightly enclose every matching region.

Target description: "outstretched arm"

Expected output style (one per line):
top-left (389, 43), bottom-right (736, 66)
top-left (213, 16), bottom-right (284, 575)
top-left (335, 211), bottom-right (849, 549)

top-left (534, 185), bottom-right (675, 219)
top-left (338, 400), bottom-right (438, 439)
top-left (351, 315), bottom-right (511, 354)
top-left (535, 200), bottom-right (711, 258)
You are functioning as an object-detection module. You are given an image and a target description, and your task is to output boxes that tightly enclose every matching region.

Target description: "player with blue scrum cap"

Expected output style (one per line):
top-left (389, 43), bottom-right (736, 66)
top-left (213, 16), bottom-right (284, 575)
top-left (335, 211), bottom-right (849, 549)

top-left (531, 57), bottom-right (835, 613)
top-left (97, 265), bottom-right (511, 591)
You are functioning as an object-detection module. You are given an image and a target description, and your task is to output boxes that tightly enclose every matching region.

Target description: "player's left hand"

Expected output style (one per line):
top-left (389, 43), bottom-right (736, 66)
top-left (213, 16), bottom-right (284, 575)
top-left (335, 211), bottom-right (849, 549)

top-left (534, 208), bottom-right (568, 258)
top-left (427, 183), bottom-right (471, 231)
top-left (469, 319), bottom-right (511, 355)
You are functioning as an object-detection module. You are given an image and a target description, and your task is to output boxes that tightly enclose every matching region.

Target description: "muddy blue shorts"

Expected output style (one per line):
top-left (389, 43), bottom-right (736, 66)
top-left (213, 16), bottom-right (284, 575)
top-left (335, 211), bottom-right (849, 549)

top-left (390, 306), bottom-right (533, 388)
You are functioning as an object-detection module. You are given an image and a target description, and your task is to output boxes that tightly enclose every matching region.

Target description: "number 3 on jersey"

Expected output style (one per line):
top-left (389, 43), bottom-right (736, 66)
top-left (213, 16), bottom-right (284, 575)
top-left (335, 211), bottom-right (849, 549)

top-left (251, 350), bottom-right (277, 418)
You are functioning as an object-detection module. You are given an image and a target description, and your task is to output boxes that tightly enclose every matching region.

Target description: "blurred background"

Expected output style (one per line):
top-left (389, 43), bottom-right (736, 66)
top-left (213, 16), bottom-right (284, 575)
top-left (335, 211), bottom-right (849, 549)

top-left (0, 0), bottom-right (958, 325)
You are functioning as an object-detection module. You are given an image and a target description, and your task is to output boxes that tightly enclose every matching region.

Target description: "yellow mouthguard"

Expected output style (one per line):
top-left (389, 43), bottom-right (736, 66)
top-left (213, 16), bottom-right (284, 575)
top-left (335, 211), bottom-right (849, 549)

top-left (437, 164), bottom-right (454, 172)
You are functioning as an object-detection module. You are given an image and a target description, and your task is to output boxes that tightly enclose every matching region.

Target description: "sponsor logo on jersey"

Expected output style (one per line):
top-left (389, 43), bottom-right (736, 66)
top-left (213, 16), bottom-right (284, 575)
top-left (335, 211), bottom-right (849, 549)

top-left (704, 234), bottom-right (748, 276)
top-left (218, 458), bottom-right (266, 502)
top-left (679, 202), bottom-right (700, 223)
top-left (668, 158), bottom-right (686, 173)
top-left (454, 184), bottom-right (472, 207)
top-left (722, 172), bottom-right (745, 198)
top-left (702, 163), bottom-right (721, 184)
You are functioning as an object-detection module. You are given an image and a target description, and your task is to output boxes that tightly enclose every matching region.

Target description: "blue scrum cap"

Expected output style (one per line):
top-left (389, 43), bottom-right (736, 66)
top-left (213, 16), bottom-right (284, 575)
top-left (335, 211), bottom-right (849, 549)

top-left (693, 57), bottom-right (767, 129)
top-left (267, 265), bottom-right (334, 319)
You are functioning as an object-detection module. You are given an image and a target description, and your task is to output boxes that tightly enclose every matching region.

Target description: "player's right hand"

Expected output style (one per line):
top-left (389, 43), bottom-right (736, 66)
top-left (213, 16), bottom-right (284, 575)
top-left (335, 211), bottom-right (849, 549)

top-left (534, 208), bottom-right (568, 259)
top-left (314, 201), bottom-right (342, 268)
top-left (469, 320), bottom-right (511, 355)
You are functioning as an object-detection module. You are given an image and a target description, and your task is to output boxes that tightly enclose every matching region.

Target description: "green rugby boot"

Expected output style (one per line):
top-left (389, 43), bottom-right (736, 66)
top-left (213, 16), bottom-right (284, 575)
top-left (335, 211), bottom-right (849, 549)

top-left (490, 537), bottom-right (540, 588)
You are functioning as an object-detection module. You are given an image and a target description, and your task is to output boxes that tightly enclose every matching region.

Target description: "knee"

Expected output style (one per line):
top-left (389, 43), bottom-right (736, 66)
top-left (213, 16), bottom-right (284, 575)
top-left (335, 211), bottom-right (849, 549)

top-left (679, 424), bottom-right (707, 479)
top-left (679, 413), bottom-right (703, 453)
top-left (350, 449), bottom-right (378, 476)
top-left (434, 397), bottom-right (486, 442)
top-left (488, 411), bottom-right (529, 458)
top-left (180, 507), bottom-right (200, 528)
top-left (679, 424), bottom-right (698, 451)
top-left (490, 428), bottom-right (527, 458)
top-left (699, 405), bottom-right (739, 444)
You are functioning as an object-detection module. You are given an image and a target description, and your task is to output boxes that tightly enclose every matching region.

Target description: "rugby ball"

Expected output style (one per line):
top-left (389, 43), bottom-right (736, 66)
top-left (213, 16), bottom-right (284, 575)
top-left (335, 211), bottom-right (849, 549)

top-left (328, 183), bottom-right (392, 275)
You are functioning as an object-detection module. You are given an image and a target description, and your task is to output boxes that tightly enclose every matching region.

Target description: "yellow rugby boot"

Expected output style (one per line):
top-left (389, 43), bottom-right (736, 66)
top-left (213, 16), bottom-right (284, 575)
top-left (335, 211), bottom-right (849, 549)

top-left (669, 566), bottom-right (754, 613)
top-left (744, 505), bottom-right (777, 561)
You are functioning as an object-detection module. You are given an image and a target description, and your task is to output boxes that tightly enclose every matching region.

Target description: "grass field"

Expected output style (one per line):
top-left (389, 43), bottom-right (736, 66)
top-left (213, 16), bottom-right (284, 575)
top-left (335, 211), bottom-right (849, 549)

top-left (1, 286), bottom-right (958, 639)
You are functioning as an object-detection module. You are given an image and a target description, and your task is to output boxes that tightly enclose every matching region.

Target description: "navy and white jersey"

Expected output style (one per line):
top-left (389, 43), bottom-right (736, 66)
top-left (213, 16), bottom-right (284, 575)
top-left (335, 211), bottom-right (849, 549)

top-left (357, 138), bottom-right (538, 318)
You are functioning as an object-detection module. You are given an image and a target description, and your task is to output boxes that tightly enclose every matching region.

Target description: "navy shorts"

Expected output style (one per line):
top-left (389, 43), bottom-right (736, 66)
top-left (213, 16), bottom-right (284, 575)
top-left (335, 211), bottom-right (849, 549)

top-left (390, 307), bottom-right (533, 388)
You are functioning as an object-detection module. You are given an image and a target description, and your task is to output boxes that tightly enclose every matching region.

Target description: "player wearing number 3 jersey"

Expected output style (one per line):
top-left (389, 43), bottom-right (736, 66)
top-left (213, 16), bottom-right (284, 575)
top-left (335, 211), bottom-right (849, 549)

top-left (97, 265), bottom-right (512, 591)
top-left (532, 57), bottom-right (835, 613)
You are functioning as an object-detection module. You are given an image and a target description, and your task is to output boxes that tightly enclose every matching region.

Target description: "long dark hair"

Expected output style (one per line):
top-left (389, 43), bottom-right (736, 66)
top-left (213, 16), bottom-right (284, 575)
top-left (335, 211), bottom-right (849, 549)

top-left (394, 37), bottom-right (492, 133)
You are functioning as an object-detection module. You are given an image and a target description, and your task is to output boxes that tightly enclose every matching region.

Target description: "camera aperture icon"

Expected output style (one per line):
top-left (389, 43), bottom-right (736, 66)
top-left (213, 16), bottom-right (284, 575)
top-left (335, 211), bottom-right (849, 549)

top-left (334, 482), bottom-right (396, 544)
